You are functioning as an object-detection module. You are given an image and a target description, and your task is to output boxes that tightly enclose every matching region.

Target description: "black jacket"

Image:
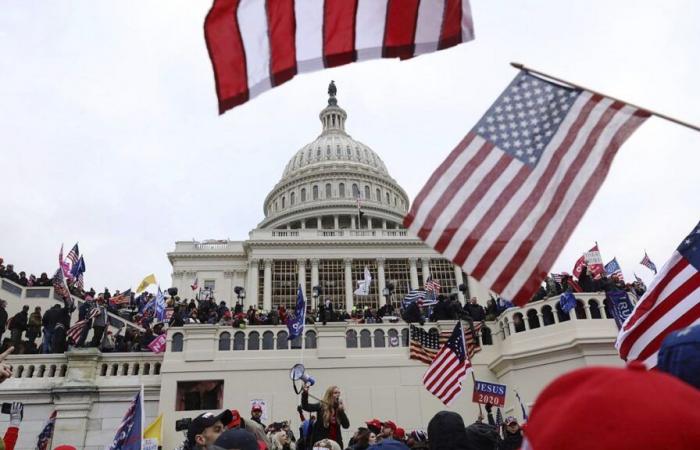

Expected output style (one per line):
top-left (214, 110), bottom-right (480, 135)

top-left (465, 303), bottom-right (486, 321)
top-left (301, 391), bottom-right (349, 448)
top-left (10, 310), bottom-right (28, 331)
top-left (0, 307), bottom-right (7, 332)
top-left (427, 411), bottom-right (470, 450)
top-left (499, 430), bottom-right (523, 450)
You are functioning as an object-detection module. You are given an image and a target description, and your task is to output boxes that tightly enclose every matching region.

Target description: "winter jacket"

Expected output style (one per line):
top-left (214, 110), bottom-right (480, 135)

top-left (301, 392), bottom-right (349, 449)
top-left (427, 411), bottom-right (470, 450)
top-left (498, 431), bottom-right (523, 450)
top-left (464, 422), bottom-right (499, 450)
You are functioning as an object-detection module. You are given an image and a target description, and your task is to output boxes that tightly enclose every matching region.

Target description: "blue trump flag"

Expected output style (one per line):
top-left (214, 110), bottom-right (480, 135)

top-left (107, 388), bottom-right (143, 450)
top-left (154, 287), bottom-right (166, 322)
top-left (559, 291), bottom-right (577, 315)
top-left (606, 290), bottom-right (635, 329)
top-left (287, 285), bottom-right (305, 340)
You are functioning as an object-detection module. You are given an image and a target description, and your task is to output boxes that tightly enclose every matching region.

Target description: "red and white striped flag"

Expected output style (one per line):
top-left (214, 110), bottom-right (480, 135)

top-left (616, 220), bottom-right (700, 368)
top-left (67, 307), bottom-right (100, 344)
top-left (422, 321), bottom-right (472, 405)
top-left (204, 0), bottom-right (474, 114)
top-left (404, 71), bottom-right (649, 307)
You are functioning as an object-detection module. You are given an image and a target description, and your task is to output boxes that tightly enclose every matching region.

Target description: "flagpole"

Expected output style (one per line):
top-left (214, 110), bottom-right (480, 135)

top-left (510, 62), bottom-right (700, 133)
top-left (460, 320), bottom-right (483, 416)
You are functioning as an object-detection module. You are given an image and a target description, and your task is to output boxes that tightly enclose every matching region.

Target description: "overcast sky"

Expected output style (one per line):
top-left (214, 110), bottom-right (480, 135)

top-left (1, 0), bottom-right (698, 293)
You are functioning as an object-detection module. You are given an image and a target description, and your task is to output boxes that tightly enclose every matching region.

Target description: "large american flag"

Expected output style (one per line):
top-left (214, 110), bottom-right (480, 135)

top-left (36, 410), bottom-right (57, 450)
top-left (422, 321), bottom-right (472, 405)
top-left (616, 220), bottom-right (700, 368)
top-left (640, 252), bottom-right (658, 274)
top-left (404, 71), bottom-right (649, 307)
top-left (66, 243), bottom-right (80, 266)
top-left (409, 322), bottom-right (481, 364)
top-left (67, 307), bottom-right (100, 344)
top-left (205, 0), bottom-right (474, 114)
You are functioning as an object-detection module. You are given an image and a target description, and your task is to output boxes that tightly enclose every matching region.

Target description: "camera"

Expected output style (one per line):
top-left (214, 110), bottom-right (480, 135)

top-left (1, 402), bottom-right (23, 420)
top-left (176, 417), bottom-right (192, 432)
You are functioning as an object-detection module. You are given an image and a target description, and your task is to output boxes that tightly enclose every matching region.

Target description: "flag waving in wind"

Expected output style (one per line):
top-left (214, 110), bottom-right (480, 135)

top-left (136, 274), bottom-right (157, 293)
top-left (36, 410), bottom-right (57, 450)
top-left (287, 285), bottom-right (306, 341)
top-left (640, 252), bottom-right (658, 274)
top-left (422, 321), bottom-right (472, 405)
top-left (605, 257), bottom-right (624, 281)
top-left (107, 388), bottom-right (144, 450)
top-left (616, 220), bottom-right (700, 368)
top-left (354, 266), bottom-right (372, 296)
top-left (404, 70), bottom-right (649, 307)
top-left (204, 0), bottom-right (474, 114)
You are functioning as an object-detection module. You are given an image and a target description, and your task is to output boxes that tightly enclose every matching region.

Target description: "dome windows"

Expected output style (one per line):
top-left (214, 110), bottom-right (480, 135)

top-left (376, 188), bottom-right (381, 202)
top-left (282, 196), bottom-right (286, 208)
top-left (339, 183), bottom-right (345, 198)
top-left (325, 183), bottom-right (332, 198)
top-left (301, 188), bottom-right (306, 202)
top-left (313, 185), bottom-right (319, 200)
top-left (364, 185), bottom-right (370, 200)
top-left (290, 192), bottom-right (296, 206)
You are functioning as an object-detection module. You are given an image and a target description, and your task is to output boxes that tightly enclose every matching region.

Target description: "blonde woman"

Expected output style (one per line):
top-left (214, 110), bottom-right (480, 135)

top-left (302, 385), bottom-right (350, 448)
top-left (270, 430), bottom-right (295, 450)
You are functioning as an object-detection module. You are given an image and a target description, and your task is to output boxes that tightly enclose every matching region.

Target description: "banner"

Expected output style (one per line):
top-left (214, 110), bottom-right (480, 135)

top-left (606, 290), bottom-right (635, 329)
top-left (472, 381), bottom-right (507, 407)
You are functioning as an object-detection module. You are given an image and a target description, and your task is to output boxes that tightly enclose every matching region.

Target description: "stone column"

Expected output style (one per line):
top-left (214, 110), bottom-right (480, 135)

top-left (223, 271), bottom-right (235, 305)
top-left (368, 217), bottom-right (373, 229)
top-left (377, 258), bottom-right (386, 306)
top-left (263, 259), bottom-right (272, 311)
top-left (351, 215), bottom-right (356, 229)
top-left (344, 258), bottom-right (353, 313)
top-left (454, 265), bottom-right (466, 303)
top-left (298, 259), bottom-right (307, 295)
top-left (334, 215), bottom-right (339, 229)
top-left (317, 216), bottom-right (323, 229)
top-left (247, 260), bottom-right (259, 308)
top-left (409, 258), bottom-right (419, 290)
top-left (421, 258), bottom-right (431, 286)
top-left (311, 258), bottom-right (320, 310)
top-left (382, 219), bottom-right (387, 230)
top-left (301, 220), bottom-right (306, 230)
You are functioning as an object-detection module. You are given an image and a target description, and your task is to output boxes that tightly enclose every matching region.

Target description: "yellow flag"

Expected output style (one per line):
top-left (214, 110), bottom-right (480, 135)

top-left (136, 274), bottom-right (157, 293)
top-left (144, 413), bottom-right (163, 443)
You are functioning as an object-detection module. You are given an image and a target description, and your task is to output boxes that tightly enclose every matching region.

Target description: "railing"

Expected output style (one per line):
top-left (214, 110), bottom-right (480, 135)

top-left (8, 354), bottom-right (69, 379)
top-left (247, 229), bottom-right (417, 240)
top-left (97, 353), bottom-right (163, 377)
top-left (173, 241), bottom-right (243, 252)
top-left (7, 352), bottom-right (163, 380)
top-left (169, 325), bottom-right (319, 352)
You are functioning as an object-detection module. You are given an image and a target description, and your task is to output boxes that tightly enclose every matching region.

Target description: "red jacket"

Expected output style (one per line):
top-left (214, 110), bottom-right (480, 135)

top-left (3, 426), bottom-right (18, 450)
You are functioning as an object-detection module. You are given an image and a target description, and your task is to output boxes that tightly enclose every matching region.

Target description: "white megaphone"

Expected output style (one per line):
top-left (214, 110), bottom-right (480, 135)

top-left (290, 363), bottom-right (316, 394)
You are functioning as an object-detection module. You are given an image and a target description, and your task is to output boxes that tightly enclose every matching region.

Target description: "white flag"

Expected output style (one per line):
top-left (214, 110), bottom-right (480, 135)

top-left (354, 266), bottom-right (372, 296)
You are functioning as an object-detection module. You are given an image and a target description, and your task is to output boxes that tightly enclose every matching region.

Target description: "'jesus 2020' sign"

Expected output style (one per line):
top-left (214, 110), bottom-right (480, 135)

top-left (472, 381), bottom-right (507, 407)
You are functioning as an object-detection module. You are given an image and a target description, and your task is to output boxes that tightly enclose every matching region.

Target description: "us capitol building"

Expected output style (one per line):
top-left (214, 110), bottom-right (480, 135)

top-left (0, 85), bottom-right (623, 450)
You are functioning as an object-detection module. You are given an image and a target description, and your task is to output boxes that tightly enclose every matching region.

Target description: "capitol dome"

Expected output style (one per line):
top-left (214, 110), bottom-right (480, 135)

top-left (259, 82), bottom-right (409, 231)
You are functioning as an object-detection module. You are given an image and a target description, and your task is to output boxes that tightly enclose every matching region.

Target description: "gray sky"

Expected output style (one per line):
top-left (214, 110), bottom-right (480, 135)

top-left (1, 0), bottom-right (698, 292)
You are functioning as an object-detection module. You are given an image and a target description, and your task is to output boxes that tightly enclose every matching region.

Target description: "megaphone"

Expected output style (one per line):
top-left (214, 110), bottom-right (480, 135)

top-left (290, 363), bottom-right (315, 394)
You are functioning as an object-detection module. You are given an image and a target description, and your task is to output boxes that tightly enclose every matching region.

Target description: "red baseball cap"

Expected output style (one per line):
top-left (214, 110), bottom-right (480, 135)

top-left (227, 409), bottom-right (241, 429)
top-left (382, 420), bottom-right (397, 431)
top-left (522, 362), bottom-right (700, 449)
top-left (365, 419), bottom-right (382, 433)
top-left (394, 426), bottom-right (406, 440)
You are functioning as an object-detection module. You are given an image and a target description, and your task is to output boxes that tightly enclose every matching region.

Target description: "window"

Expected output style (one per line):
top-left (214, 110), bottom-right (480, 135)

top-left (172, 333), bottom-right (184, 352)
top-left (325, 183), bottom-right (332, 198)
top-left (233, 332), bottom-right (246, 350)
top-left (386, 192), bottom-right (390, 204)
top-left (204, 280), bottom-right (216, 292)
top-left (176, 380), bottom-right (224, 411)
top-left (313, 185), bottom-right (319, 200)
top-left (305, 330), bottom-right (317, 349)
top-left (272, 260), bottom-right (299, 310)
top-left (219, 332), bottom-right (231, 351)
top-left (274, 200), bottom-right (278, 211)
top-left (352, 183), bottom-right (360, 198)
top-left (346, 330), bottom-right (358, 348)
top-left (364, 185), bottom-right (370, 200)
top-left (385, 259), bottom-right (411, 299)
top-left (376, 188), bottom-right (381, 202)
top-left (360, 330), bottom-right (372, 348)
top-left (427, 259), bottom-right (457, 295)
top-left (248, 331), bottom-right (260, 350)
top-left (262, 331), bottom-right (274, 350)
top-left (290, 192), bottom-right (295, 206)
top-left (277, 331), bottom-right (289, 349)
top-left (319, 259), bottom-right (345, 310)
top-left (352, 259), bottom-right (378, 309)
top-left (374, 329), bottom-right (386, 347)
top-left (339, 183), bottom-right (345, 198)
top-left (301, 188), bottom-right (306, 202)
top-left (282, 196), bottom-right (286, 208)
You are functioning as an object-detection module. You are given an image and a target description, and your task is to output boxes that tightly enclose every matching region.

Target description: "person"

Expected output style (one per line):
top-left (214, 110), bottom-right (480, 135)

top-left (26, 307), bottom-right (42, 345)
top-left (484, 298), bottom-right (499, 321)
top-left (402, 300), bottom-right (424, 326)
top-left (301, 385), bottom-right (349, 448)
top-left (349, 428), bottom-right (375, 450)
top-left (405, 430), bottom-right (428, 449)
top-left (429, 296), bottom-right (452, 321)
top-left (464, 297), bottom-right (486, 322)
top-left (522, 363), bottom-right (700, 449)
top-left (1, 402), bottom-right (22, 450)
top-left (90, 299), bottom-right (108, 347)
top-left (212, 428), bottom-right (260, 450)
top-left (380, 421), bottom-right (397, 440)
top-left (319, 298), bottom-right (334, 325)
top-left (310, 439), bottom-right (341, 450)
top-left (8, 306), bottom-right (29, 350)
top-left (0, 347), bottom-right (14, 384)
top-left (367, 438), bottom-right (410, 449)
top-left (187, 410), bottom-right (233, 449)
top-left (657, 323), bottom-right (700, 390)
top-left (270, 430), bottom-right (295, 450)
top-left (426, 411), bottom-right (469, 450)
top-left (250, 404), bottom-right (265, 428)
top-left (499, 417), bottom-right (522, 450)
top-left (77, 298), bottom-right (94, 347)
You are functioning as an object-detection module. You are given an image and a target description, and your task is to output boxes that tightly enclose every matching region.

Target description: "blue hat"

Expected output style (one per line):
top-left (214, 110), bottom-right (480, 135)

top-left (657, 323), bottom-right (700, 389)
top-left (367, 438), bottom-right (410, 450)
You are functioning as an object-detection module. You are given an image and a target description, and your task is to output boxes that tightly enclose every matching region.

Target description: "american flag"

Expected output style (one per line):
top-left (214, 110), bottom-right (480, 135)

top-left (616, 220), bottom-right (700, 368)
top-left (640, 252), bottom-right (658, 274)
top-left (550, 273), bottom-right (562, 284)
top-left (404, 71), bottom-right (649, 307)
top-left (74, 272), bottom-right (84, 290)
top-left (424, 276), bottom-right (441, 294)
top-left (36, 410), bottom-right (57, 450)
top-left (110, 289), bottom-right (132, 307)
top-left (67, 307), bottom-right (100, 344)
top-left (409, 322), bottom-right (481, 364)
top-left (403, 289), bottom-right (426, 305)
top-left (422, 321), bottom-right (472, 405)
top-left (495, 407), bottom-right (503, 437)
top-left (66, 243), bottom-right (80, 266)
top-left (605, 257), bottom-right (624, 281)
top-left (205, 0), bottom-right (474, 114)
top-left (107, 389), bottom-right (143, 450)
top-left (52, 268), bottom-right (71, 301)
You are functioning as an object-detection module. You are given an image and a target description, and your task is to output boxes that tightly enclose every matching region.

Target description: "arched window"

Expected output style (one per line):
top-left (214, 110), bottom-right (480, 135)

top-left (282, 196), bottom-right (286, 208)
top-left (143, 363), bottom-right (151, 375)
top-left (301, 188), bottom-right (306, 202)
top-left (274, 200), bottom-right (278, 211)
top-left (542, 305), bottom-right (555, 326)
top-left (588, 300), bottom-right (602, 319)
top-left (364, 185), bottom-right (370, 200)
top-left (388, 329), bottom-right (399, 347)
top-left (325, 183), bottom-right (332, 198)
top-left (513, 313), bottom-right (526, 332)
top-left (233, 331), bottom-right (246, 350)
top-left (527, 309), bottom-right (540, 329)
top-left (360, 329), bottom-right (372, 348)
top-left (339, 183), bottom-right (345, 198)
top-left (374, 329), bottom-right (386, 347)
top-left (401, 328), bottom-right (409, 346)
top-left (386, 192), bottom-right (390, 204)
top-left (394, 196), bottom-right (397, 206)
top-left (248, 331), bottom-right (260, 350)
top-left (277, 331), bottom-right (289, 350)
top-left (262, 331), bottom-right (275, 350)
top-left (172, 332), bottom-right (184, 352)
top-left (575, 300), bottom-right (587, 319)
top-left (603, 298), bottom-right (615, 319)
top-left (313, 185), bottom-right (319, 200)
top-left (305, 330), bottom-right (317, 349)
top-left (218, 332), bottom-right (231, 351)
top-left (481, 327), bottom-right (493, 345)
top-left (556, 302), bottom-right (570, 322)
top-left (290, 192), bottom-right (295, 206)
top-left (346, 330), bottom-right (358, 348)
top-left (352, 183), bottom-right (359, 198)
top-left (376, 188), bottom-right (381, 202)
